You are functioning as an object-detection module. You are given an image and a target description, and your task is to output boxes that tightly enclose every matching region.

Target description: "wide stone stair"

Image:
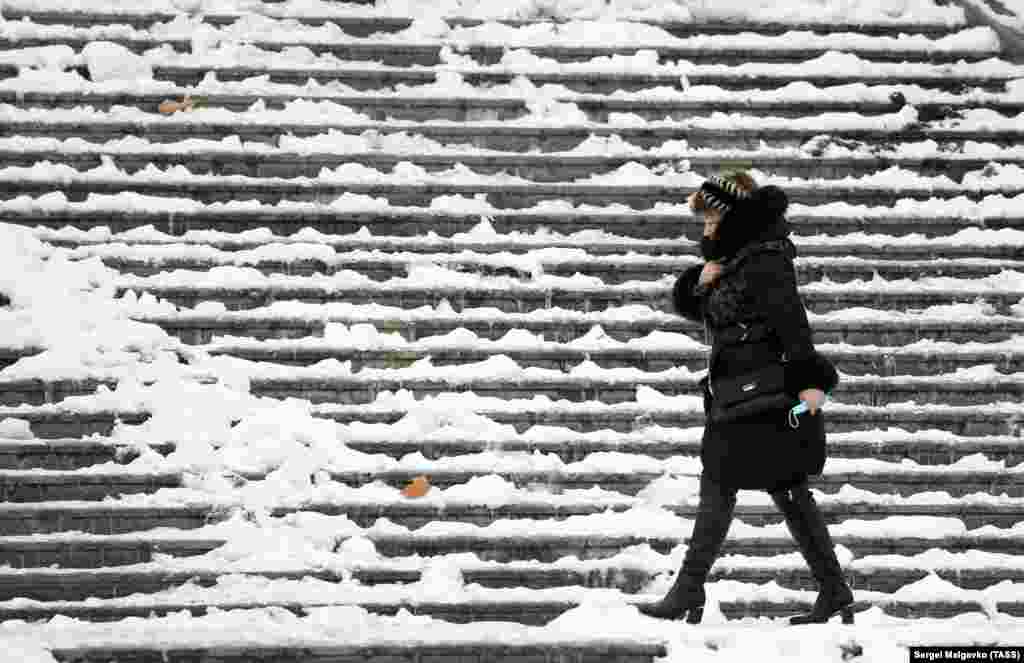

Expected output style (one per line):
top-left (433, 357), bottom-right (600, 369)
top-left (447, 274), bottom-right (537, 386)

top-left (0, 1), bottom-right (1022, 661)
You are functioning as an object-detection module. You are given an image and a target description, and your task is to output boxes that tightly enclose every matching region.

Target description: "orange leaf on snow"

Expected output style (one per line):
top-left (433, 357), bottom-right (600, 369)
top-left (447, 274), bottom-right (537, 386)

top-left (158, 96), bottom-right (195, 115)
top-left (401, 475), bottom-right (431, 498)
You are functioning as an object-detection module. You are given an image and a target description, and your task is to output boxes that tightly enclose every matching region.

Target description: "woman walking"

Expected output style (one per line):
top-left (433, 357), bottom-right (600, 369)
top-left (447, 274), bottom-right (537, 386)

top-left (639, 172), bottom-right (853, 625)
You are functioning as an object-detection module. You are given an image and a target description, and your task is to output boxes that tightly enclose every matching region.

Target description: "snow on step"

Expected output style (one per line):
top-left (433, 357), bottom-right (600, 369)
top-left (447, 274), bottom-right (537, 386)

top-left (10, 102), bottom-right (1022, 143)
top-left (4, 520), bottom-right (1023, 570)
top-left (125, 302), bottom-right (1024, 348)
top-left (2, 360), bottom-right (1020, 408)
top-left (63, 243), bottom-right (1024, 287)
top-left (132, 299), bottom-right (1020, 327)
top-left (296, 428), bottom-right (1024, 465)
top-left (0, 0), bottom-right (970, 30)
top-left (104, 265), bottom-right (1024, 318)
top-left (193, 332), bottom-right (1023, 377)
top-left (106, 262), bottom-right (1024, 294)
top-left (1, 572), bottom-right (1021, 624)
top-left (8, 161), bottom-right (1024, 211)
top-left (0, 34), bottom-right (1008, 69)
top-left (0, 14), bottom-right (994, 57)
top-left (3, 49), bottom-right (1017, 96)
top-left (3, 427), bottom-right (1021, 470)
top-left (6, 434), bottom-right (1024, 482)
top-left (11, 192), bottom-right (1024, 241)
top-left (0, 391), bottom-right (1020, 438)
top-left (8, 133), bottom-right (1024, 183)
top-left (3, 402), bottom-right (1018, 439)
top-left (23, 205), bottom-right (1024, 248)
top-left (4, 545), bottom-right (1024, 598)
top-left (3, 508), bottom-right (1014, 543)
top-left (5, 609), bottom-right (1024, 663)
top-left (5, 74), bottom-right (1024, 120)
top-left (3, 450), bottom-right (1023, 504)
top-left (5, 493), bottom-right (1024, 537)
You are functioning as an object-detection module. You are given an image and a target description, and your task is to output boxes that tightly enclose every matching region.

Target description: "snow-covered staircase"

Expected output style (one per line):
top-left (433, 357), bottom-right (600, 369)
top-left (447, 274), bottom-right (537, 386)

top-left (0, 1), bottom-right (1023, 660)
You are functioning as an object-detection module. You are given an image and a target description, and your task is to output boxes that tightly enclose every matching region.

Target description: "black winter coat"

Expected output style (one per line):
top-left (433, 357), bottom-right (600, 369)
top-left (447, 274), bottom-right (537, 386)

top-left (673, 218), bottom-right (840, 491)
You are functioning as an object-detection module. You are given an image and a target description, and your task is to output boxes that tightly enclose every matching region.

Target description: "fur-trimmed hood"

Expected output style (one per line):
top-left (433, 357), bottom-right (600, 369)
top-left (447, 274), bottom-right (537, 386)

top-left (706, 185), bottom-right (792, 262)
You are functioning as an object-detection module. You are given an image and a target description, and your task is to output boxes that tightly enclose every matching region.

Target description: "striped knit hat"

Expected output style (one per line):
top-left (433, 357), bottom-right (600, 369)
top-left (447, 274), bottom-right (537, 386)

top-left (693, 172), bottom-right (756, 216)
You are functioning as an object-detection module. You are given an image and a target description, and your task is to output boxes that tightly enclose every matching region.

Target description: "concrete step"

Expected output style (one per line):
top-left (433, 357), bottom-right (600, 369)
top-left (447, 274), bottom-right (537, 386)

top-left (1, 562), bottom-right (1019, 601)
top-left (95, 253), bottom-right (1024, 285)
top-left (338, 399), bottom-right (1024, 435)
top-left (0, 439), bottom-right (172, 470)
top-left (111, 282), bottom-right (1024, 316)
top-left (341, 434), bottom-right (1024, 466)
top-left (2, 498), bottom-right (1020, 538)
top-left (1, 431), bottom-right (1019, 471)
top-left (195, 374), bottom-right (1024, 407)
top-left (143, 314), bottom-right (327, 344)
top-left (0, 9), bottom-right (965, 38)
top-left (3, 531), bottom-right (1020, 568)
top-left (361, 563), bottom-right (1024, 594)
top-left (313, 469), bottom-right (1024, 499)
top-left (7, 119), bottom-right (1020, 152)
top-left (0, 567), bottom-right (341, 601)
top-left (0, 470), bottom-right (181, 501)
top-left (312, 402), bottom-right (1024, 436)
top-left (3, 400), bottom-right (1020, 440)
top-left (2, 371), bottom-right (1021, 407)
top-left (10, 176), bottom-right (1024, 209)
top-left (8, 171), bottom-right (1024, 206)
top-left (0, 536), bottom-right (221, 568)
top-left (7, 148), bottom-right (1020, 182)
top-left (73, 311), bottom-right (1024, 347)
top-left (13, 208), bottom-right (1019, 239)
top-left (0, 502), bottom-right (213, 537)
top-left (204, 343), bottom-right (1023, 376)
top-left (0, 34), bottom-right (998, 69)
top-left (7, 340), bottom-right (1022, 381)
top-left (3, 90), bottom-right (1015, 122)
top-left (42, 229), bottom-right (1024, 262)
top-left (110, 64), bottom-right (1019, 95)
top-left (46, 642), bottom-right (666, 663)
top-left (0, 590), bottom-right (1015, 624)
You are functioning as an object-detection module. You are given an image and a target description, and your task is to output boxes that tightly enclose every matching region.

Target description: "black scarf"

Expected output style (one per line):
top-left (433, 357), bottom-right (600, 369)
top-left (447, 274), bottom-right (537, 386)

top-left (694, 237), bottom-right (793, 297)
top-left (692, 214), bottom-right (795, 328)
top-left (699, 210), bottom-right (792, 263)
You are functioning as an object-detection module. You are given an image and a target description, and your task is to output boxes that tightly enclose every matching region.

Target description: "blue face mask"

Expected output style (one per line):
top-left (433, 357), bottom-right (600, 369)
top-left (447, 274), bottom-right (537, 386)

top-left (788, 394), bottom-right (828, 429)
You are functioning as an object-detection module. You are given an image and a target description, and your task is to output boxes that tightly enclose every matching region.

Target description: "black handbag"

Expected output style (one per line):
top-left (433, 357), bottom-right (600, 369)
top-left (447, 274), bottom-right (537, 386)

top-left (703, 319), bottom-right (797, 424)
top-left (708, 361), bottom-right (797, 424)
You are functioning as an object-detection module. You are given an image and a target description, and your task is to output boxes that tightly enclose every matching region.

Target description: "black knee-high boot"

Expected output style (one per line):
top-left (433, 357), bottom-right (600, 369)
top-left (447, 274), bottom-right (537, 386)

top-left (771, 482), bottom-right (854, 625)
top-left (639, 473), bottom-right (737, 624)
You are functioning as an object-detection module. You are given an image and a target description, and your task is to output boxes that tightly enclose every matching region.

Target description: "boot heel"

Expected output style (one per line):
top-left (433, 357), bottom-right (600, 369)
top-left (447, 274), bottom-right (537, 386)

top-left (839, 606), bottom-right (854, 624)
top-left (685, 606), bottom-right (704, 624)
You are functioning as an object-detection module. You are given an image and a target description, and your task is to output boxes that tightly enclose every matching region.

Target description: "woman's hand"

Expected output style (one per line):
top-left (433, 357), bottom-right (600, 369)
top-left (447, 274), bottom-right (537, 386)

top-left (798, 388), bottom-right (827, 414)
top-left (699, 262), bottom-right (723, 286)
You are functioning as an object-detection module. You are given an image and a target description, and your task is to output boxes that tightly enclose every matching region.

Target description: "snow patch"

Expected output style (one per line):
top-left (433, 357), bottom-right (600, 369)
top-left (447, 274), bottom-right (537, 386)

top-left (81, 41), bottom-right (153, 83)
